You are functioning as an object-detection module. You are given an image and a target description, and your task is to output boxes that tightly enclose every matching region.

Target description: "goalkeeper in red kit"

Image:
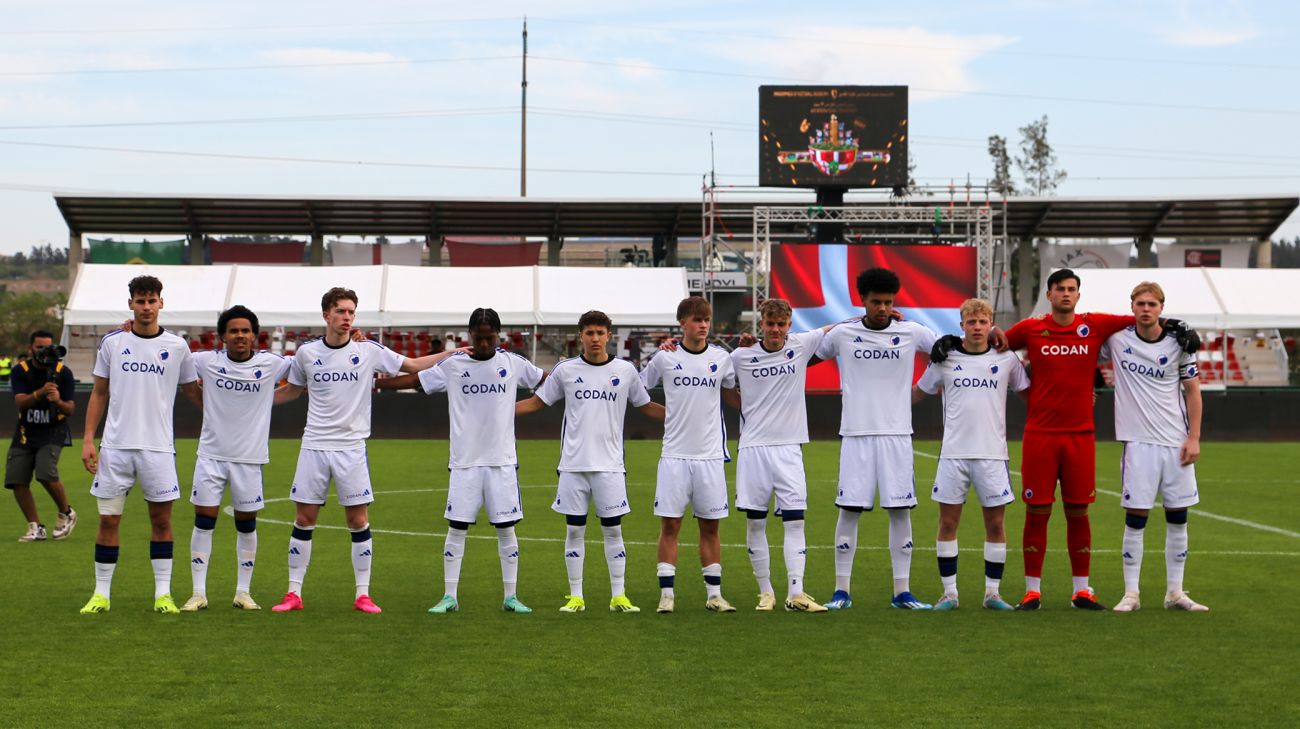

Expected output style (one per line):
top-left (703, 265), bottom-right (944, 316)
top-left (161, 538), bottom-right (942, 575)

top-left (932, 268), bottom-right (1198, 610)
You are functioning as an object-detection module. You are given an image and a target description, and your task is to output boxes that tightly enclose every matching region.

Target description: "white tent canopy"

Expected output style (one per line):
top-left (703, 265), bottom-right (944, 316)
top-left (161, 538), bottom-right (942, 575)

top-left (63, 263), bottom-right (689, 330)
top-left (1032, 267), bottom-right (1300, 330)
top-left (382, 266), bottom-right (536, 327)
top-left (63, 264), bottom-right (234, 327)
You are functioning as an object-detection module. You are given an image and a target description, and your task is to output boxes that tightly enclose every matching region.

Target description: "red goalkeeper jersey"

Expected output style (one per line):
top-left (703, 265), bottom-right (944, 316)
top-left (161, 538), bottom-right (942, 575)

top-left (1005, 312), bottom-right (1134, 433)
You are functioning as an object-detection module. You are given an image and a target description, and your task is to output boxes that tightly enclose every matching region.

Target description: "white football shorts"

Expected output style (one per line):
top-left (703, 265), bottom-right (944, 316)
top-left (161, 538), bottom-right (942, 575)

top-left (551, 471), bottom-right (631, 519)
top-left (836, 435), bottom-right (917, 509)
top-left (931, 457), bottom-right (1015, 508)
top-left (190, 456), bottom-right (266, 512)
top-left (1121, 441), bottom-right (1199, 510)
top-left (654, 457), bottom-right (728, 519)
top-left (446, 465), bottom-right (523, 525)
top-left (90, 447), bottom-right (181, 503)
top-left (290, 447), bottom-right (374, 507)
top-left (735, 445), bottom-right (807, 515)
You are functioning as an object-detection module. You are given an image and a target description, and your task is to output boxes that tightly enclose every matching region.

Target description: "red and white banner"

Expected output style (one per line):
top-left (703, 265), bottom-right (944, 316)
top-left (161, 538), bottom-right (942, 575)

top-left (770, 244), bottom-right (977, 390)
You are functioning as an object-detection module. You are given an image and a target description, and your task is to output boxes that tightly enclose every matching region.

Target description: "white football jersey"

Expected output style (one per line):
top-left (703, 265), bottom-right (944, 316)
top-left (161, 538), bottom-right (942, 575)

top-left (418, 349), bottom-right (545, 468)
top-left (536, 356), bottom-right (651, 472)
top-left (916, 348), bottom-right (1030, 460)
top-left (730, 329), bottom-right (825, 449)
top-left (288, 338), bottom-right (405, 450)
top-left (1101, 327), bottom-right (1197, 447)
top-left (817, 318), bottom-right (938, 436)
top-left (92, 328), bottom-right (197, 453)
top-left (640, 344), bottom-right (736, 460)
top-left (192, 350), bottom-right (292, 464)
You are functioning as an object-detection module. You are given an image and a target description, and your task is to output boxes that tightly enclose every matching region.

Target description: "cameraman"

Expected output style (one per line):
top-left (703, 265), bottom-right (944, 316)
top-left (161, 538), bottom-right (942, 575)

top-left (7, 330), bottom-right (76, 541)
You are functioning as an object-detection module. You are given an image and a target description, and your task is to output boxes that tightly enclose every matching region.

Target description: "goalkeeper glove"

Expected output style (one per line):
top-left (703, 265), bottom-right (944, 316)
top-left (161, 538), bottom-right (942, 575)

top-left (930, 335), bottom-right (962, 363)
top-left (1162, 318), bottom-right (1201, 354)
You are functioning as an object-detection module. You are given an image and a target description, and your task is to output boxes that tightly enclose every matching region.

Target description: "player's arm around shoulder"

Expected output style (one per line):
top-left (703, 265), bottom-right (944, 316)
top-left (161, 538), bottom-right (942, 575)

top-left (400, 345), bottom-right (471, 374)
top-left (375, 373), bottom-right (422, 391)
top-left (913, 361), bottom-right (942, 404)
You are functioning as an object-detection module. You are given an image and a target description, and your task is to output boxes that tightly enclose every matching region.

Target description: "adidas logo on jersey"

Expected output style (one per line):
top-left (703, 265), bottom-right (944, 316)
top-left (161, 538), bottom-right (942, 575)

top-left (575, 377), bottom-right (584, 383)
top-left (217, 367), bottom-right (227, 374)
top-left (854, 336), bottom-right (863, 343)
top-left (461, 371), bottom-right (472, 378)
top-left (750, 357), bottom-right (759, 363)
top-left (954, 364), bottom-right (963, 371)
top-left (673, 363), bottom-right (684, 370)
top-left (1124, 346), bottom-right (1133, 354)
top-left (121, 348), bottom-right (131, 355)
top-left (313, 359), bottom-right (323, 366)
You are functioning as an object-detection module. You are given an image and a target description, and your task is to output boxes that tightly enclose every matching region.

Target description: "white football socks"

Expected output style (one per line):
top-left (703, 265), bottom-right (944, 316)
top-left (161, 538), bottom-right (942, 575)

top-left (702, 563), bottom-right (722, 599)
top-left (497, 526), bottom-right (519, 599)
top-left (1122, 525), bottom-right (1145, 594)
top-left (443, 527), bottom-right (467, 599)
top-left (782, 519), bottom-right (806, 599)
top-left (746, 518), bottom-right (773, 595)
top-left (235, 529), bottom-right (257, 595)
top-left (601, 524), bottom-right (627, 597)
top-left (350, 524), bottom-right (373, 600)
top-left (984, 541), bottom-right (1007, 596)
top-left (658, 562), bottom-right (676, 599)
top-left (1166, 522), bottom-right (1189, 595)
top-left (564, 524), bottom-right (586, 597)
top-left (887, 509), bottom-right (913, 596)
top-left (833, 509), bottom-right (861, 593)
top-left (937, 539), bottom-right (959, 596)
top-left (190, 525), bottom-right (213, 598)
top-left (287, 524), bottom-right (313, 596)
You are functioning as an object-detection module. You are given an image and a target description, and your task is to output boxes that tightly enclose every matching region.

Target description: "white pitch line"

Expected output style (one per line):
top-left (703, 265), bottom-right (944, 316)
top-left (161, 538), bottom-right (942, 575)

top-left (911, 449), bottom-right (1300, 540)
top-left (226, 488), bottom-right (1300, 557)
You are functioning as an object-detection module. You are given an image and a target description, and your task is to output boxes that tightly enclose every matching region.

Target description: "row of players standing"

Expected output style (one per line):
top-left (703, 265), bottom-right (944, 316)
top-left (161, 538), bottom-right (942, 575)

top-left (76, 267), bottom-right (1205, 615)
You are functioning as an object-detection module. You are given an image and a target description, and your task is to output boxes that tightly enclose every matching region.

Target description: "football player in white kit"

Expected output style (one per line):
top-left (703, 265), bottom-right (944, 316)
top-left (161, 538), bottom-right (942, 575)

top-left (730, 298), bottom-right (830, 613)
top-left (640, 296), bottom-right (738, 614)
top-left (270, 287), bottom-right (461, 614)
top-left (180, 305), bottom-right (292, 613)
top-left (816, 267), bottom-right (941, 611)
top-left (79, 275), bottom-right (202, 614)
top-left (377, 307), bottom-right (543, 615)
top-left (1101, 282), bottom-right (1207, 613)
top-left (913, 298), bottom-right (1029, 611)
top-left (516, 310), bottom-right (665, 613)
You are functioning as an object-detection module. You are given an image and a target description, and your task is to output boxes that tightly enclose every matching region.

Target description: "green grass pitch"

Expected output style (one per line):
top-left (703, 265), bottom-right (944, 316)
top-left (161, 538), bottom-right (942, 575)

top-left (3, 439), bottom-right (1297, 727)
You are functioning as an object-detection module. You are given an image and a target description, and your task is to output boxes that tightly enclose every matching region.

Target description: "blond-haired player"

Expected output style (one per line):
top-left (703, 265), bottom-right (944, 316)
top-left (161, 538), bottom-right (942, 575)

top-left (913, 299), bottom-right (1029, 610)
top-left (1101, 282), bottom-right (1207, 613)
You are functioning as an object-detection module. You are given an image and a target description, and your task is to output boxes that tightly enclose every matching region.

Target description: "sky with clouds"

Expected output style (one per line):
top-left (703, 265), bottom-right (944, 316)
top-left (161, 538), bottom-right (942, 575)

top-left (1, 0), bottom-right (1297, 252)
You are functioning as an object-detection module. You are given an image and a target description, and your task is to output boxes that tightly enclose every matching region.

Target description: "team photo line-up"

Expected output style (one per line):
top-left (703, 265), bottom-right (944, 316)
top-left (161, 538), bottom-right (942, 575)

top-left (34, 266), bottom-right (1206, 616)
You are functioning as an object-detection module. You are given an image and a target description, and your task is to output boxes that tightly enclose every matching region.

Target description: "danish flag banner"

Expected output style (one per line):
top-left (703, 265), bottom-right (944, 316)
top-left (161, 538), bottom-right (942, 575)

top-left (770, 244), bottom-right (978, 391)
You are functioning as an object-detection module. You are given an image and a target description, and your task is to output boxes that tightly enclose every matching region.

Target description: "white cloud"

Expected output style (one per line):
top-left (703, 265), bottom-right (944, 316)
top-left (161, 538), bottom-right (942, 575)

top-left (704, 25), bottom-right (1017, 101)
top-left (1157, 0), bottom-right (1261, 47)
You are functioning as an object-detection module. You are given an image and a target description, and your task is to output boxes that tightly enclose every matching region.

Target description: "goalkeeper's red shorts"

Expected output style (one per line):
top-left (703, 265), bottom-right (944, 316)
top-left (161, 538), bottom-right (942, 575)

top-left (1020, 430), bottom-right (1096, 505)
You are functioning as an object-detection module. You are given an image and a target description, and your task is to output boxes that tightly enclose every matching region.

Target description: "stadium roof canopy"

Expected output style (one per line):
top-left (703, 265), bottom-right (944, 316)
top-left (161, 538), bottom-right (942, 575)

top-left (53, 192), bottom-right (1298, 240)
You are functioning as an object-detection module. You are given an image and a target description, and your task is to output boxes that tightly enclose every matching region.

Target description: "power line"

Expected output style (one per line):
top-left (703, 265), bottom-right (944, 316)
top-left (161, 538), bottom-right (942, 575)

top-left (0, 138), bottom-right (733, 178)
top-left (5, 49), bottom-right (1297, 119)
top-left (0, 55), bottom-right (516, 78)
top-left (0, 16), bottom-right (517, 36)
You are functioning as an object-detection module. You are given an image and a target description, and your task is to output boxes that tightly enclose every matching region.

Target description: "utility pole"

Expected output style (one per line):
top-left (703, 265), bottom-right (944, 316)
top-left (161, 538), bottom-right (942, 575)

top-left (514, 17), bottom-right (520, 197)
